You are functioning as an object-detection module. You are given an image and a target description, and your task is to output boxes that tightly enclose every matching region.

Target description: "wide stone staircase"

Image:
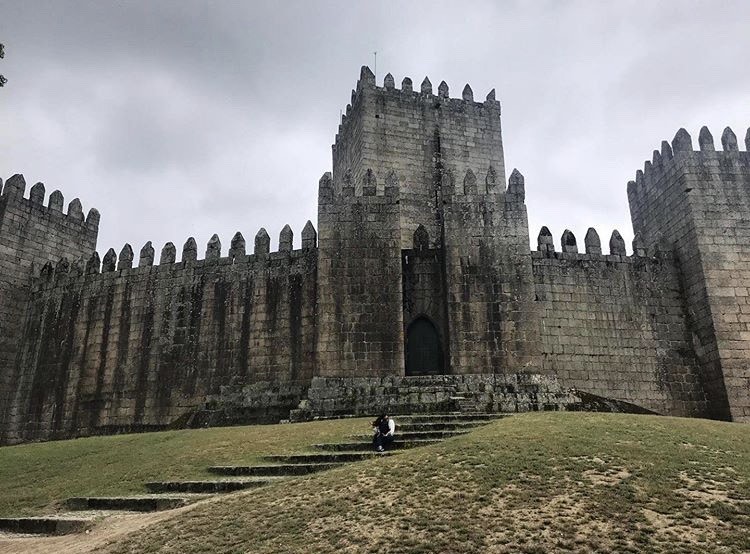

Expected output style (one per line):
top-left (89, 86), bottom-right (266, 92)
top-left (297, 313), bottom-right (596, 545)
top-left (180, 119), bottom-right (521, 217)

top-left (0, 413), bottom-right (503, 538)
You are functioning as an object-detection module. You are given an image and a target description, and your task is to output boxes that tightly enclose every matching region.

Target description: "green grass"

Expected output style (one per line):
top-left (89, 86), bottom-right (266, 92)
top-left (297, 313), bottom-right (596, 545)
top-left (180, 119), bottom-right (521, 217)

top-left (2, 412), bottom-right (750, 553)
top-left (0, 418), bottom-right (369, 516)
top-left (98, 412), bottom-right (750, 554)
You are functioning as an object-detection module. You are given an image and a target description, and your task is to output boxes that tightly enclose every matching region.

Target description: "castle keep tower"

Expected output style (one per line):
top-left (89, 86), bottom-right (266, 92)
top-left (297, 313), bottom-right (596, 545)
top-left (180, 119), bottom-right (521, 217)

top-left (317, 67), bottom-right (540, 378)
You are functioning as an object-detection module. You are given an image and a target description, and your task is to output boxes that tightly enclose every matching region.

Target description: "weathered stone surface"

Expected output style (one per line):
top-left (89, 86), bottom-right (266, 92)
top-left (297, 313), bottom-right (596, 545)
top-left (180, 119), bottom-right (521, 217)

top-left (301, 221), bottom-right (316, 249)
top-left (139, 241), bottom-right (155, 267)
top-left (117, 244), bottom-right (133, 270)
top-left (160, 242), bottom-right (176, 264)
top-left (584, 228), bottom-right (601, 254)
top-left (48, 190), bottom-right (64, 211)
top-left (229, 232), bottom-right (246, 259)
top-left (206, 234), bottom-right (221, 261)
top-left (420, 77), bottom-right (432, 94)
top-left (254, 228), bottom-right (270, 255)
top-left (672, 128), bottom-right (693, 153)
top-left (102, 248), bottom-right (117, 272)
top-left (182, 237), bottom-right (197, 262)
top-left (437, 80), bottom-right (449, 98)
top-left (722, 127), bottom-right (738, 151)
top-left (29, 182), bottom-right (45, 205)
top-left (3, 174), bottom-right (25, 197)
top-left (279, 225), bottom-right (293, 252)
top-left (383, 73), bottom-right (395, 90)
top-left (609, 230), bottom-right (626, 255)
top-left (561, 230), bottom-right (577, 253)
top-left (698, 126), bottom-right (715, 152)
top-left (537, 226), bottom-right (554, 254)
top-left (67, 199), bottom-right (84, 221)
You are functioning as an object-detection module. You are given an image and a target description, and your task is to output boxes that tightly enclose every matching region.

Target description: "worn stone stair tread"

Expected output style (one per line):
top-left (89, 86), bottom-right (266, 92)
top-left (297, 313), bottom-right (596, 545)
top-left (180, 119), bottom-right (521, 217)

top-left (262, 452), bottom-right (395, 464)
top-left (351, 430), bottom-right (470, 440)
top-left (144, 477), bottom-right (285, 493)
top-left (207, 463), bottom-right (344, 476)
top-left (398, 413), bottom-right (504, 421)
top-left (0, 516), bottom-right (94, 535)
top-left (314, 439), bottom-right (443, 451)
top-left (65, 495), bottom-right (199, 512)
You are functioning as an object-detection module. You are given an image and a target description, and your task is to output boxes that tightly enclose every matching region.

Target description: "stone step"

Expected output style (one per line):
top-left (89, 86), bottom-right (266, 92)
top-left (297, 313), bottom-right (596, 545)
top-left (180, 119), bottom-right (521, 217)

top-left (395, 421), bottom-right (486, 432)
top-left (207, 463), bottom-right (343, 477)
top-left (352, 430), bottom-right (470, 440)
top-left (65, 496), bottom-right (194, 512)
top-left (0, 516), bottom-right (93, 536)
top-left (313, 439), bottom-right (442, 452)
top-left (397, 413), bottom-right (504, 423)
top-left (144, 478), bottom-right (281, 493)
top-left (262, 452), bottom-right (394, 464)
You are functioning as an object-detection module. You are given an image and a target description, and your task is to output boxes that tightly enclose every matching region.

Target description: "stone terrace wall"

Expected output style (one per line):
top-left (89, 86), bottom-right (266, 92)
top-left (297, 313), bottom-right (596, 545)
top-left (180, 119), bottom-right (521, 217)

top-left (532, 228), bottom-right (709, 417)
top-left (0, 175), bottom-right (99, 442)
top-left (3, 225), bottom-right (317, 444)
top-left (291, 374), bottom-right (581, 420)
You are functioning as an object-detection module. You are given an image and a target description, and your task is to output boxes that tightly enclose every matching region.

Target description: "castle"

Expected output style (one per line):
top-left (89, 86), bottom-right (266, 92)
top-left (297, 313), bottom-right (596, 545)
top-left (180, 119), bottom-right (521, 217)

top-left (1, 66), bottom-right (749, 444)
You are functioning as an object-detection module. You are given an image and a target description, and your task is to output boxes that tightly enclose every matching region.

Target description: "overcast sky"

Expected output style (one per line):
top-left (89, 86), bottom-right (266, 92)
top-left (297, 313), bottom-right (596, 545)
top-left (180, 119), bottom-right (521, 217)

top-left (1, 1), bottom-right (749, 257)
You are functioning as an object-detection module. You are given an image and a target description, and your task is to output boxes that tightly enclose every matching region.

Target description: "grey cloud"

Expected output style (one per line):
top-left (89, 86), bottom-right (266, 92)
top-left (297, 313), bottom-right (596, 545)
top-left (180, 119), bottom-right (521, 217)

top-left (1, 1), bottom-right (749, 256)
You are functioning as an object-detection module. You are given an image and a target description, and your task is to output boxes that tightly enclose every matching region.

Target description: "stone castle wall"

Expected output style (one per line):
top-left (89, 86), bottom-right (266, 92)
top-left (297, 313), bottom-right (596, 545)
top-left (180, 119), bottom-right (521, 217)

top-left (2, 221), bottom-right (317, 444)
top-left (1, 69), bottom-right (749, 443)
top-left (532, 235), bottom-right (708, 417)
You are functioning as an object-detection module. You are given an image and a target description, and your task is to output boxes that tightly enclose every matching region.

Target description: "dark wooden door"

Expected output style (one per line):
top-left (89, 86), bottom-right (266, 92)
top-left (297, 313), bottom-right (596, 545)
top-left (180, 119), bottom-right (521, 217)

top-left (406, 317), bottom-right (443, 375)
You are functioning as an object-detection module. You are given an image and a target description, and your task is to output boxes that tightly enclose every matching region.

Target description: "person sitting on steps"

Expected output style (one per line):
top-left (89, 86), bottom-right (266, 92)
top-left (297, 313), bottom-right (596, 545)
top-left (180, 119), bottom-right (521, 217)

top-left (372, 413), bottom-right (396, 452)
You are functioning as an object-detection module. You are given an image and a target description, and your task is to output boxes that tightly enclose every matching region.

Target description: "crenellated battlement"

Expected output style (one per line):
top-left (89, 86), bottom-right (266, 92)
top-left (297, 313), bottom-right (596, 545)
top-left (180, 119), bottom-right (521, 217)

top-left (533, 226), bottom-right (659, 261)
top-left (627, 126), bottom-right (750, 215)
top-left (318, 167), bottom-right (401, 202)
top-left (32, 221), bottom-right (319, 291)
top-left (334, 66), bottom-right (500, 148)
top-left (0, 174), bottom-right (100, 230)
top-left (330, 66), bottom-right (507, 250)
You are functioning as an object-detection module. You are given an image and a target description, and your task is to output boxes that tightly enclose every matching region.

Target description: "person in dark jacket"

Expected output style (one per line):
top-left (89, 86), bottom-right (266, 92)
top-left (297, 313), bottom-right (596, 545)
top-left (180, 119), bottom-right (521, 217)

top-left (372, 413), bottom-right (396, 452)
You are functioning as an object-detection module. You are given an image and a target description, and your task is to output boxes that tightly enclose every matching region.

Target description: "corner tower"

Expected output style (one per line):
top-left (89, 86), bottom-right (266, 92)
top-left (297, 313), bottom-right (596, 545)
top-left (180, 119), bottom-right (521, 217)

top-left (0, 175), bottom-right (99, 441)
top-left (628, 126), bottom-right (750, 421)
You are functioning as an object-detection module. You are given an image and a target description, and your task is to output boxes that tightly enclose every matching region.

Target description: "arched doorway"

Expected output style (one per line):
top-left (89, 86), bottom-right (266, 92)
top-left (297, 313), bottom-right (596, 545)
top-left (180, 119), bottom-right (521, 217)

top-left (406, 317), bottom-right (443, 376)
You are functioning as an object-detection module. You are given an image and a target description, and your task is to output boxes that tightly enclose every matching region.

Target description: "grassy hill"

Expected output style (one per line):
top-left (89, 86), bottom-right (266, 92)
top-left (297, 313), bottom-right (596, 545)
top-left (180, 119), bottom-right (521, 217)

top-left (0, 418), bottom-right (370, 517)
top-left (2, 412), bottom-right (749, 553)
